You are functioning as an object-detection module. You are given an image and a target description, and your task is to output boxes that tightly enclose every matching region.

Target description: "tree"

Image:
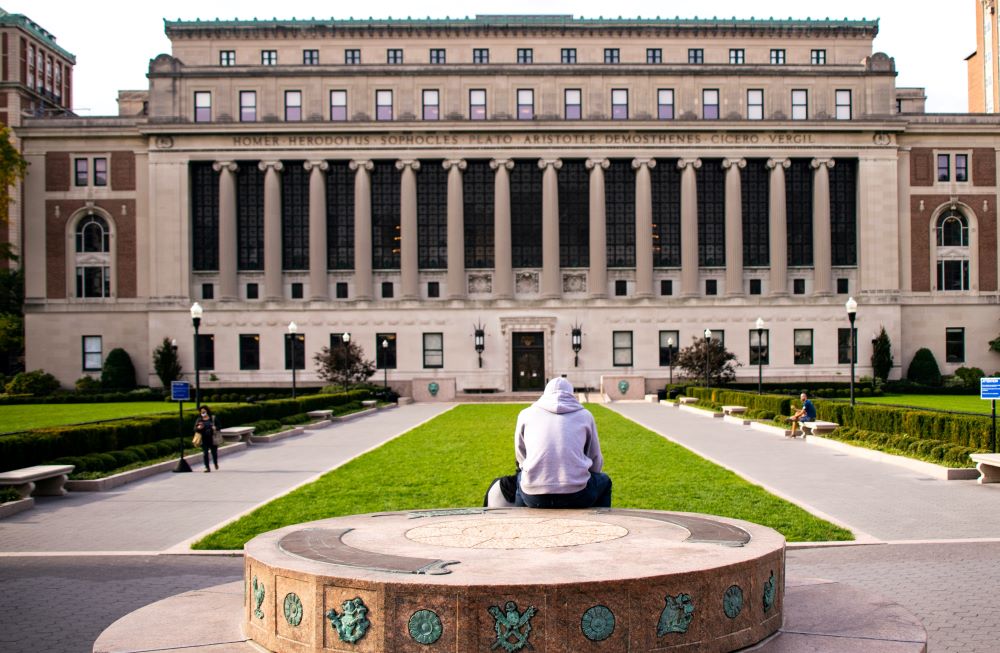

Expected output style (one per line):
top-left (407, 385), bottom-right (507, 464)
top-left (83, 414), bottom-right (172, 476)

top-left (0, 265), bottom-right (23, 375)
top-left (674, 336), bottom-right (740, 386)
top-left (313, 341), bottom-right (375, 387)
top-left (870, 326), bottom-right (894, 383)
top-left (0, 125), bottom-right (26, 231)
top-left (101, 348), bottom-right (137, 390)
top-left (907, 348), bottom-right (942, 386)
top-left (990, 333), bottom-right (1000, 354)
top-left (152, 338), bottom-right (182, 389)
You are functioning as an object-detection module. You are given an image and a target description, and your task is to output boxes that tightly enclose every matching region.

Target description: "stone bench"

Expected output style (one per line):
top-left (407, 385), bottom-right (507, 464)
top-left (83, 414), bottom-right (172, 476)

top-left (361, 399), bottom-right (378, 408)
top-left (306, 410), bottom-right (333, 420)
top-left (0, 464), bottom-right (75, 498)
top-left (678, 397), bottom-right (699, 405)
top-left (219, 426), bottom-right (255, 444)
top-left (970, 453), bottom-right (1000, 484)
top-left (801, 421), bottom-right (839, 436)
top-left (721, 405), bottom-right (747, 415)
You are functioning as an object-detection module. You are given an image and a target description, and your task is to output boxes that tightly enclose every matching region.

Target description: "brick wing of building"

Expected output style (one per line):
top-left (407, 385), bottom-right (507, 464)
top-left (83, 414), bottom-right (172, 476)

top-left (16, 15), bottom-right (1000, 396)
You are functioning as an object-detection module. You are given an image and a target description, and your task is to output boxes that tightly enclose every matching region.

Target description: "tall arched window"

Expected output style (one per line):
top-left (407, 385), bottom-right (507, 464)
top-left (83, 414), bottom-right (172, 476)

top-left (74, 214), bottom-right (112, 298)
top-left (935, 209), bottom-right (970, 291)
top-left (936, 211), bottom-right (968, 247)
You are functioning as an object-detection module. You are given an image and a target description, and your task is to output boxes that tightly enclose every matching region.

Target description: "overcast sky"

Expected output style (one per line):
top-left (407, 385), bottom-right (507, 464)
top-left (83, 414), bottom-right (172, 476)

top-left (18, 1), bottom-right (977, 116)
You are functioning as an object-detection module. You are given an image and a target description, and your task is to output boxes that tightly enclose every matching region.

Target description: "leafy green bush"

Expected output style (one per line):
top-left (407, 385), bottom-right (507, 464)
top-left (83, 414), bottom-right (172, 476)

top-left (5, 370), bottom-right (60, 396)
top-left (828, 427), bottom-right (980, 467)
top-left (954, 367), bottom-right (986, 388)
top-left (683, 387), bottom-right (792, 416)
top-left (251, 419), bottom-right (284, 435)
top-left (0, 487), bottom-right (21, 503)
top-left (75, 376), bottom-right (102, 393)
top-left (101, 348), bottom-right (137, 391)
top-left (907, 348), bottom-right (942, 386)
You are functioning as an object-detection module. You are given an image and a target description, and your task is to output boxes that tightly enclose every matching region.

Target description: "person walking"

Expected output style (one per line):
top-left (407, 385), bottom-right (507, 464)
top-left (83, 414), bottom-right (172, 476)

top-left (194, 405), bottom-right (221, 472)
top-left (513, 377), bottom-right (612, 508)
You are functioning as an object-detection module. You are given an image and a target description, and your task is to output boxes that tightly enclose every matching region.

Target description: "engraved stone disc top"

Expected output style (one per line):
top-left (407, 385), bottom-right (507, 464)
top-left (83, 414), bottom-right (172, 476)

top-left (405, 516), bottom-right (630, 549)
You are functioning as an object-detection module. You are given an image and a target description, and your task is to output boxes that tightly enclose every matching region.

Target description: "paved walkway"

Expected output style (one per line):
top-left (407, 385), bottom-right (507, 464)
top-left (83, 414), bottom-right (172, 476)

top-left (0, 402), bottom-right (453, 553)
top-left (609, 402), bottom-right (1000, 542)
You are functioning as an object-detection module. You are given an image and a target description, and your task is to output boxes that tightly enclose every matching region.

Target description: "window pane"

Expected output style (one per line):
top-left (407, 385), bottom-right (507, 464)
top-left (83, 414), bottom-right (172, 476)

top-left (659, 330), bottom-right (679, 366)
top-left (937, 154), bottom-right (950, 181)
top-left (330, 90), bottom-right (346, 121)
top-left (956, 154), bottom-right (969, 181)
top-left (793, 329), bottom-right (813, 364)
top-left (93, 158), bottom-right (107, 186)
top-left (241, 91), bottom-right (256, 122)
top-left (946, 328), bottom-right (965, 362)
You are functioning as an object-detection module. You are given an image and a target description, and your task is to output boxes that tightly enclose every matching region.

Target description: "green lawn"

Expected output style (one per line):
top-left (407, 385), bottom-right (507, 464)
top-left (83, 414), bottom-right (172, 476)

top-left (194, 404), bottom-right (852, 549)
top-left (856, 394), bottom-right (994, 415)
top-left (0, 401), bottom-right (198, 433)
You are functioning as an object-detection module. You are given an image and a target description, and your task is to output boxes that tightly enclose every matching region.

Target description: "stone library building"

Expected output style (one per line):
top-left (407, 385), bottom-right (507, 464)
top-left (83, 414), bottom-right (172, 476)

top-left (15, 15), bottom-right (1000, 397)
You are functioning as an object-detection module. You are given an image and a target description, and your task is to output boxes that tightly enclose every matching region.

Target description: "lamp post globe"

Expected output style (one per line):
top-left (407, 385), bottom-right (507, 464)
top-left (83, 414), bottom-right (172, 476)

top-left (755, 317), bottom-right (765, 395)
top-left (845, 297), bottom-right (858, 406)
top-left (288, 322), bottom-right (298, 399)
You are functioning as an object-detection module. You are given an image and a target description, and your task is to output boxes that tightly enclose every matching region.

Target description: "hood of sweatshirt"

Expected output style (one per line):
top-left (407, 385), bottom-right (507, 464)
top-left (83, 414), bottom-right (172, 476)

top-left (533, 377), bottom-right (584, 414)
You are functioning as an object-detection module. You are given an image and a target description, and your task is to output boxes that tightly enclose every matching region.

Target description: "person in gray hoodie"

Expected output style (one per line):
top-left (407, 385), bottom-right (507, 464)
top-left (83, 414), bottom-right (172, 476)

top-left (513, 377), bottom-right (612, 508)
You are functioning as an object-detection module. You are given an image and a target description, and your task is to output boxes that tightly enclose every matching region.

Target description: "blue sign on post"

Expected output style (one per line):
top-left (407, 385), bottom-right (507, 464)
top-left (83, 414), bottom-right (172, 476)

top-left (982, 378), bottom-right (1000, 400)
top-left (171, 381), bottom-right (191, 402)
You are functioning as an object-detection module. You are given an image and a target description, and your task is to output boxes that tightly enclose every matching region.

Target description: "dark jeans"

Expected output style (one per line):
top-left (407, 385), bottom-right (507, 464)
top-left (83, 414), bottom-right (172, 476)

top-left (201, 443), bottom-right (218, 470)
top-left (515, 472), bottom-right (612, 508)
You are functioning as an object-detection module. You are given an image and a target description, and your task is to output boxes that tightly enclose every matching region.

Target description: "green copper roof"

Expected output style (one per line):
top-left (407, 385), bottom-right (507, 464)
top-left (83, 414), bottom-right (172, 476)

top-left (0, 9), bottom-right (75, 62)
top-left (164, 14), bottom-right (879, 35)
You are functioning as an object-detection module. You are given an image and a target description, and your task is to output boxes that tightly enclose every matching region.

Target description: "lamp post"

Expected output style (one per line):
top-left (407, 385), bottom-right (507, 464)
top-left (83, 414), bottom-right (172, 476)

top-left (341, 332), bottom-right (351, 393)
top-left (846, 297), bottom-right (858, 407)
top-left (667, 336), bottom-right (674, 387)
top-left (571, 326), bottom-right (582, 367)
top-left (704, 328), bottom-right (712, 388)
top-left (190, 302), bottom-right (203, 408)
top-left (474, 323), bottom-right (485, 368)
top-left (288, 321), bottom-right (298, 400)
top-left (755, 317), bottom-right (765, 395)
top-left (381, 338), bottom-right (389, 390)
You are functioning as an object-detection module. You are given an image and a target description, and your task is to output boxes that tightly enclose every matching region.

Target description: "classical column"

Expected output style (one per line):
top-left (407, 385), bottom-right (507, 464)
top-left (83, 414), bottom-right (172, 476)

top-left (443, 159), bottom-right (467, 299)
top-left (767, 158), bottom-right (790, 297)
top-left (490, 159), bottom-right (514, 299)
top-left (304, 160), bottom-right (329, 301)
top-left (586, 158), bottom-right (609, 298)
top-left (811, 158), bottom-right (835, 296)
top-left (723, 158), bottom-right (746, 297)
top-left (213, 161), bottom-right (239, 301)
top-left (539, 158), bottom-right (563, 299)
top-left (396, 160), bottom-right (421, 300)
top-left (632, 158), bottom-right (656, 298)
top-left (350, 160), bottom-right (374, 300)
top-left (259, 161), bottom-right (284, 301)
top-left (678, 158), bottom-right (701, 297)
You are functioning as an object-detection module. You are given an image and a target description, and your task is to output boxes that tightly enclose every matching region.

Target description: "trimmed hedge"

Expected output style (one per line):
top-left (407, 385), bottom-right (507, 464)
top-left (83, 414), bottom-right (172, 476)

top-left (683, 387), bottom-right (792, 417)
top-left (828, 427), bottom-right (978, 468)
top-left (0, 390), bottom-right (372, 472)
top-left (0, 389), bottom-right (165, 406)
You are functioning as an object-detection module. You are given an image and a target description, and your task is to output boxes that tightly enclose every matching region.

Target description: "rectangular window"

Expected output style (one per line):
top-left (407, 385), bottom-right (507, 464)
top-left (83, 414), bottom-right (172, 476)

top-left (750, 329), bottom-right (769, 365)
top-left (956, 154), bottom-right (969, 182)
top-left (561, 48), bottom-right (577, 64)
top-left (660, 279), bottom-right (673, 296)
top-left (688, 48), bottom-right (704, 64)
top-left (747, 89), bottom-right (764, 120)
top-left (303, 49), bottom-right (319, 65)
top-left (93, 158), bottom-right (107, 187)
top-left (791, 89), bottom-right (808, 120)
top-left (201, 283), bottom-right (214, 300)
top-left (659, 330), bottom-right (679, 366)
top-left (239, 334), bottom-right (260, 370)
top-left (76, 266), bottom-right (110, 298)
top-left (604, 48), bottom-right (620, 64)
top-left (381, 281), bottom-right (394, 298)
top-left (335, 282), bottom-right (349, 299)
top-left (194, 91), bottom-right (211, 122)
top-left (811, 49), bottom-right (827, 65)
top-left (261, 50), bottom-right (277, 66)
top-left (82, 335), bottom-right (102, 371)
top-left (345, 49), bottom-right (361, 65)
top-left (838, 328), bottom-right (857, 364)
top-left (703, 89), bottom-right (719, 120)
top-left (284, 90), bottom-right (302, 121)
top-left (793, 329), bottom-right (813, 365)
top-left (749, 278), bottom-right (762, 295)
top-left (705, 279), bottom-right (717, 295)
top-left (246, 283), bottom-right (259, 299)
top-left (429, 48), bottom-right (446, 64)
top-left (517, 89), bottom-right (534, 120)
top-left (422, 89), bottom-right (440, 120)
top-left (220, 50), bottom-right (235, 66)
top-left (647, 48), bottom-right (662, 64)
top-left (376, 90), bottom-right (393, 121)
top-left (729, 48), bottom-right (745, 64)
top-left (658, 89), bottom-right (674, 120)
top-left (377, 333), bottom-right (397, 369)
top-left (613, 331), bottom-right (633, 366)
top-left (937, 259), bottom-right (970, 291)
top-left (770, 49), bottom-right (786, 64)
top-left (611, 89), bottom-right (628, 119)
top-left (240, 90), bottom-right (257, 122)
top-left (469, 89), bottom-right (487, 120)
top-left (708, 330), bottom-right (725, 347)
top-left (565, 89), bottom-right (582, 120)
top-left (615, 279), bottom-right (628, 296)
top-left (946, 327), bottom-right (965, 363)
top-left (197, 334), bottom-right (215, 371)
top-left (330, 90), bottom-right (347, 121)
top-left (837, 278), bottom-right (849, 294)
top-left (937, 154), bottom-right (951, 181)
top-left (74, 158), bottom-right (88, 186)
top-left (423, 333), bottom-right (443, 368)
top-left (291, 282), bottom-right (303, 299)
top-left (835, 90), bottom-right (852, 120)
top-left (427, 281), bottom-right (440, 298)
top-left (27, 44), bottom-right (34, 89)
top-left (284, 333), bottom-right (305, 370)
top-left (387, 49), bottom-right (403, 64)
top-left (473, 48), bottom-right (489, 64)
top-left (517, 48), bottom-right (533, 64)
top-left (793, 278), bottom-right (805, 295)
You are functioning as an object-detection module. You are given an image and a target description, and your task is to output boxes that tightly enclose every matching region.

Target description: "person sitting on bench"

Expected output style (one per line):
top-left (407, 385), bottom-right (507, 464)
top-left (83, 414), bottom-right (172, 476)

top-left (788, 392), bottom-right (816, 437)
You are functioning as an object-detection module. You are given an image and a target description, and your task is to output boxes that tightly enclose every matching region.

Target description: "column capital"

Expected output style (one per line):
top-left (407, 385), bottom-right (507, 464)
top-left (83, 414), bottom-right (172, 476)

top-left (586, 158), bottom-right (610, 170)
top-left (677, 158), bottom-right (702, 170)
top-left (395, 159), bottom-right (421, 171)
top-left (631, 158), bottom-right (657, 170)
top-left (810, 158), bottom-right (836, 170)
top-left (442, 159), bottom-right (467, 171)
top-left (722, 158), bottom-right (747, 170)
top-left (212, 161), bottom-right (238, 173)
top-left (303, 160), bottom-right (329, 172)
top-left (490, 158), bottom-right (515, 170)
top-left (766, 158), bottom-right (791, 170)
top-left (537, 158), bottom-right (563, 170)
top-left (258, 161), bottom-right (284, 172)
top-left (349, 159), bottom-right (374, 171)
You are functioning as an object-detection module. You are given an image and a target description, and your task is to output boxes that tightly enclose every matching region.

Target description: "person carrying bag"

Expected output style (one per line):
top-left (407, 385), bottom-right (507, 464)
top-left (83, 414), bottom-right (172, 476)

top-left (193, 405), bottom-right (221, 472)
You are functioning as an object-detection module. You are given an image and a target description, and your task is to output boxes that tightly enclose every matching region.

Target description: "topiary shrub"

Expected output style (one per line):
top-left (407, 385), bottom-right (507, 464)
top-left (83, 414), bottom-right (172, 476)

top-left (907, 348), bottom-right (942, 386)
top-left (101, 348), bottom-right (137, 391)
top-left (954, 367), bottom-right (986, 389)
top-left (5, 369), bottom-right (60, 396)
